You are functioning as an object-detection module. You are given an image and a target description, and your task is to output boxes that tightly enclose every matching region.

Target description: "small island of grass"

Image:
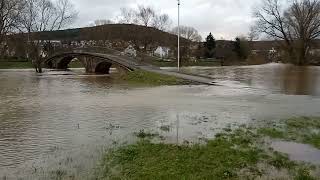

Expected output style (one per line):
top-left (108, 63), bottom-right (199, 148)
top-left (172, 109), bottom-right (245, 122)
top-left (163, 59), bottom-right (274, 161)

top-left (121, 70), bottom-right (189, 86)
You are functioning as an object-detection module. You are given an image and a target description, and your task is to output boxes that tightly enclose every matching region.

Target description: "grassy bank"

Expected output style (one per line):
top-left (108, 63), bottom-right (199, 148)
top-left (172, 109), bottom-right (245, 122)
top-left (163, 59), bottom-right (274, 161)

top-left (0, 61), bottom-right (33, 69)
top-left (97, 117), bottom-right (320, 179)
top-left (120, 70), bottom-right (189, 86)
top-left (258, 117), bottom-right (320, 149)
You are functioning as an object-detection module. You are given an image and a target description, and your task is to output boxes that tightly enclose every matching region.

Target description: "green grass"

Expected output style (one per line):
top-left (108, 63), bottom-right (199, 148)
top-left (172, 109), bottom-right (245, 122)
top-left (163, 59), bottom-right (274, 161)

top-left (258, 128), bottom-right (285, 139)
top-left (258, 117), bottom-right (320, 149)
top-left (0, 61), bottom-right (33, 69)
top-left (68, 61), bottom-right (84, 68)
top-left (121, 70), bottom-right (187, 86)
top-left (100, 129), bottom-right (265, 180)
top-left (98, 127), bottom-right (317, 180)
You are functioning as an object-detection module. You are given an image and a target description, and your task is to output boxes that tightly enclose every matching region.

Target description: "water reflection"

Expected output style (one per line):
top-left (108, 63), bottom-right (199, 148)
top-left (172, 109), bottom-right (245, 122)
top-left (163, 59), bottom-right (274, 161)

top-left (180, 63), bottom-right (320, 96)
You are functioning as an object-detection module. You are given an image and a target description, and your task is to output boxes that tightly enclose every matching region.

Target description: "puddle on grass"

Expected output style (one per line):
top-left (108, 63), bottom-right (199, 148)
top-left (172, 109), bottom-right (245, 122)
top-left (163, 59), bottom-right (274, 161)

top-left (271, 141), bottom-right (320, 165)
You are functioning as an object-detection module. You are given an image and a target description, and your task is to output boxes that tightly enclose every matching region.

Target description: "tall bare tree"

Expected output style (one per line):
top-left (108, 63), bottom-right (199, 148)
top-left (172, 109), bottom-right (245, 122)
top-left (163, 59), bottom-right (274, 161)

top-left (171, 26), bottom-right (202, 61)
top-left (171, 26), bottom-right (202, 42)
top-left (253, 0), bottom-right (320, 65)
top-left (118, 8), bottom-right (137, 24)
top-left (19, 0), bottom-right (77, 72)
top-left (152, 14), bottom-right (171, 31)
top-left (0, 0), bottom-right (24, 56)
top-left (118, 5), bottom-right (171, 31)
top-left (136, 5), bottom-right (155, 27)
top-left (286, 0), bottom-right (320, 64)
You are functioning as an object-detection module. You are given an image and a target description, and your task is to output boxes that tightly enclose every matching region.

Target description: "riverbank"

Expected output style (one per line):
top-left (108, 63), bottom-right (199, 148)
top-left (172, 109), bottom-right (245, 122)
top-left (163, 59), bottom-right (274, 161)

top-left (97, 117), bottom-right (320, 179)
top-left (0, 61), bottom-right (33, 69)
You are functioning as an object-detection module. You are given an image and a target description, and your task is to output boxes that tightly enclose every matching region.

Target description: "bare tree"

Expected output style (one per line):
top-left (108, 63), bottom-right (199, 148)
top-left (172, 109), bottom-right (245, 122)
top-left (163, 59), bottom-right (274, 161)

top-left (253, 0), bottom-right (320, 65)
top-left (136, 5), bottom-right (155, 27)
top-left (0, 0), bottom-right (24, 56)
top-left (118, 5), bottom-right (171, 31)
top-left (171, 26), bottom-right (202, 61)
top-left (19, 0), bottom-right (77, 72)
top-left (118, 7), bottom-right (137, 24)
top-left (54, 0), bottom-right (78, 30)
top-left (286, 0), bottom-right (320, 64)
top-left (171, 26), bottom-right (202, 42)
top-left (152, 14), bottom-right (171, 31)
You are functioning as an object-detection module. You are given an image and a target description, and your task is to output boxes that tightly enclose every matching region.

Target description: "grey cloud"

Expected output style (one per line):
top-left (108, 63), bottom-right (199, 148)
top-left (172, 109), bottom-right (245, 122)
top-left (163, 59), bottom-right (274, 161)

top-left (69, 0), bottom-right (262, 40)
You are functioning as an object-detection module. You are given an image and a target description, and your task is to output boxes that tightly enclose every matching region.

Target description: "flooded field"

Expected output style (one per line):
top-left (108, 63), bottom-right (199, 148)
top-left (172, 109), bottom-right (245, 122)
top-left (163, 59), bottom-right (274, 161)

top-left (1, 64), bottom-right (320, 179)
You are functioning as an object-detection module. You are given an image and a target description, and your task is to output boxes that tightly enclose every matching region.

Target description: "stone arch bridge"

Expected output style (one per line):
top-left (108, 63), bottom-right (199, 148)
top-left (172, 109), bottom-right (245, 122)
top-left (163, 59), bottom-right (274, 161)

top-left (44, 48), bottom-right (140, 74)
top-left (43, 47), bottom-right (215, 85)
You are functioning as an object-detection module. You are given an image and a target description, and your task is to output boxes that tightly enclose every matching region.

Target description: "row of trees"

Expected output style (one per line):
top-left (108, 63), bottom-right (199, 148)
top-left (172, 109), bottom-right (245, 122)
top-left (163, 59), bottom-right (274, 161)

top-left (89, 5), bottom-right (203, 59)
top-left (253, 0), bottom-right (320, 65)
top-left (196, 33), bottom-right (249, 60)
top-left (91, 5), bottom-right (203, 42)
top-left (0, 0), bottom-right (77, 72)
top-left (91, 5), bottom-right (172, 32)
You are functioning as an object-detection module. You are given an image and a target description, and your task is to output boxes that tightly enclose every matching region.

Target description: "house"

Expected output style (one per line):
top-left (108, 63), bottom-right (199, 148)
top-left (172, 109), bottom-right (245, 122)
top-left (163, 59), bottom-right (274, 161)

top-left (121, 45), bottom-right (137, 57)
top-left (154, 46), bottom-right (170, 59)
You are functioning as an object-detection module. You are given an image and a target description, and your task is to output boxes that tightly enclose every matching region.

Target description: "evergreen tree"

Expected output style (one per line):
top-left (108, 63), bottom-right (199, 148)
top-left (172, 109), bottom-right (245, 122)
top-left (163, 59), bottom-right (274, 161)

top-left (204, 33), bottom-right (216, 58)
top-left (233, 37), bottom-right (250, 60)
top-left (234, 37), bottom-right (241, 57)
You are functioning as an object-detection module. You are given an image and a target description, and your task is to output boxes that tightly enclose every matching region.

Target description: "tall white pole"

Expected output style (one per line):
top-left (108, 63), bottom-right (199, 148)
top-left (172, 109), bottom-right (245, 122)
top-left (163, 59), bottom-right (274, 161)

top-left (177, 0), bottom-right (180, 71)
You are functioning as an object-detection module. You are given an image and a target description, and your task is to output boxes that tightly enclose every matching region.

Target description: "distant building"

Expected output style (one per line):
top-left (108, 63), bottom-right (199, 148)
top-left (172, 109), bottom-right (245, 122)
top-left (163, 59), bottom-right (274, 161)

top-left (154, 46), bottom-right (170, 59)
top-left (121, 45), bottom-right (137, 57)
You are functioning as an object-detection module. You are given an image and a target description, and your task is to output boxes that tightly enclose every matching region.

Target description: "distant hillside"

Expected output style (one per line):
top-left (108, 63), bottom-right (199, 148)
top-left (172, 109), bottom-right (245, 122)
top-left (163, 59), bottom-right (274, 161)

top-left (33, 24), bottom-right (188, 48)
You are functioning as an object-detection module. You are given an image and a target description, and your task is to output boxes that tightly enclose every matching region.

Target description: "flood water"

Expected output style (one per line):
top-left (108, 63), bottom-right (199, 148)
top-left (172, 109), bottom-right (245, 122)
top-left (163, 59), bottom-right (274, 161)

top-left (271, 141), bottom-right (320, 165)
top-left (1, 64), bottom-right (320, 179)
top-left (178, 63), bottom-right (320, 96)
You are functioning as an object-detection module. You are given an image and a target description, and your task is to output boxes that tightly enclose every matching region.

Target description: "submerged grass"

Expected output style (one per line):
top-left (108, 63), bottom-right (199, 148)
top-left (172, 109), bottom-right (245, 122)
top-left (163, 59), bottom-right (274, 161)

top-left (98, 127), bottom-right (317, 180)
top-left (134, 130), bottom-right (159, 139)
top-left (121, 70), bottom-right (188, 86)
top-left (100, 129), bottom-right (265, 179)
top-left (258, 117), bottom-right (320, 149)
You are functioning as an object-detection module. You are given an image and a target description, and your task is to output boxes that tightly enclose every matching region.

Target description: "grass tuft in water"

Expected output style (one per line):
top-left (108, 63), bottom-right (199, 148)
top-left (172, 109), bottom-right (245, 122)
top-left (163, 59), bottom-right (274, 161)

top-left (295, 168), bottom-right (316, 180)
top-left (258, 128), bottom-right (285, 139)
top-left (134, 130), bottom-right (159, 139)
top-left (159, 125), bottom-right (171, 132)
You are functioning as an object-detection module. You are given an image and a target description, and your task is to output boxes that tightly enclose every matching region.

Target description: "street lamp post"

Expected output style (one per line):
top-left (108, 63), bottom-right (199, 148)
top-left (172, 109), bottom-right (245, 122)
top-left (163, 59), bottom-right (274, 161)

top-left (177, 0), bottom-right (180, 71)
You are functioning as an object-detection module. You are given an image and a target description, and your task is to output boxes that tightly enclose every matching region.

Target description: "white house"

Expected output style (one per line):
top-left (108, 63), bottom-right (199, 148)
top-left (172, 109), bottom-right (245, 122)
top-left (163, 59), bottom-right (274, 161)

top-left (121, 45), bottom-right (137, 57)
top-left (154, 46), bottom-right (170, 59)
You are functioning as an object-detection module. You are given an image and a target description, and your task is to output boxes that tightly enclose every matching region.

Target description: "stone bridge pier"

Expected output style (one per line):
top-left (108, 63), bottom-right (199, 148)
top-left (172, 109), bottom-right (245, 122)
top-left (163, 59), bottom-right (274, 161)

top-left (79, 57), bottom-right (113, 74)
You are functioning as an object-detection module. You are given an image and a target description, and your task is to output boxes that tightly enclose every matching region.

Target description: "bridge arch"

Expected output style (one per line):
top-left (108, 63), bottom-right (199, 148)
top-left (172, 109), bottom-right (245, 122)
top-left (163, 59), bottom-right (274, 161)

top-left (95, 61), bottom-right (113, 74)
top-left (44, 52), bottom-right (135, 74)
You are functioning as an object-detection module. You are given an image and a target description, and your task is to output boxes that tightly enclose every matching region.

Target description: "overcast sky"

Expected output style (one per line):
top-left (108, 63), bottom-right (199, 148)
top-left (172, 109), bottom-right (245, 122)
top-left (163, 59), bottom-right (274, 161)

top-left (69, 0), bottom-right (262, 40)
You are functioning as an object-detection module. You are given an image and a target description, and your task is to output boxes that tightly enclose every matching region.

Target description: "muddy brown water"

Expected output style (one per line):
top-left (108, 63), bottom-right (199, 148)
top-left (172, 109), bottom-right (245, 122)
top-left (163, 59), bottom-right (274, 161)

top-left (1, 64), bottom-right (320, 179)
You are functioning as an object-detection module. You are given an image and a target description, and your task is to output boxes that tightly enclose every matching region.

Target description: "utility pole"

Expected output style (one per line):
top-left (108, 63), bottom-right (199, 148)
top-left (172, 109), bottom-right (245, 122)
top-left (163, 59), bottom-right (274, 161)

top-left (177, 0), bottom-right (180, 71)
